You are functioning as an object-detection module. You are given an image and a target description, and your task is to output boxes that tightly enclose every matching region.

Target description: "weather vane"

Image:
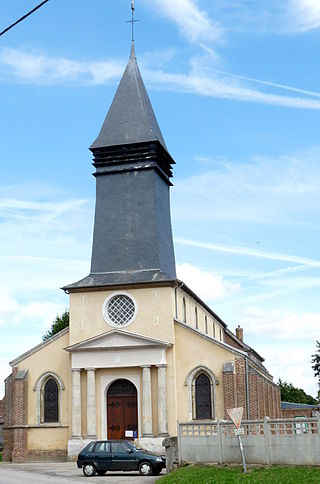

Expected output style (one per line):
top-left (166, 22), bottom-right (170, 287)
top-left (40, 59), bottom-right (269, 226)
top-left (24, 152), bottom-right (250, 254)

top-left (127, 1), bottom-right (140, 43)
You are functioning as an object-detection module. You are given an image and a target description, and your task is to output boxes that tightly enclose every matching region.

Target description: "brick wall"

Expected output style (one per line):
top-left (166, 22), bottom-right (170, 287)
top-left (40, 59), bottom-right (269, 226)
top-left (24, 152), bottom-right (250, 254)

top-left (281, 408), bottom-right (318, 418)
top-left (222, 367), bottom-right (236, 416)
top-left (0, 397), bottom-right (4, 448)
top-left (3, 367), bottom-right (28, 462)
top-left (0, 398), bottom-right (4, 422)
top-left (224, 333), bottom-right (243, 351)
top-left (223, 357), bottom-right (281, 419)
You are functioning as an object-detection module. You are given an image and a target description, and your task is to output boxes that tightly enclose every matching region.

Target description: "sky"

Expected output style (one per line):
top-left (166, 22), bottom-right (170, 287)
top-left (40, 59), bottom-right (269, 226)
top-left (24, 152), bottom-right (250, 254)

top-left (0, 0), bottom-right (320, 399)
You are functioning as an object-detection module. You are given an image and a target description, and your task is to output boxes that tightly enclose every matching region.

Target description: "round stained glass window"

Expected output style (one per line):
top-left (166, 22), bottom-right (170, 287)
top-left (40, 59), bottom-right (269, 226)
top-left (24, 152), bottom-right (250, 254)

top-left (102, 293), bottom-right (137, 327)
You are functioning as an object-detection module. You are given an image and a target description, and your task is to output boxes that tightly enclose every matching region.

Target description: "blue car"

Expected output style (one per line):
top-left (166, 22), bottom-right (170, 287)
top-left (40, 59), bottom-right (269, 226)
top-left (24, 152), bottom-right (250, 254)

top-left (77, 440), bottom-right (166, 477)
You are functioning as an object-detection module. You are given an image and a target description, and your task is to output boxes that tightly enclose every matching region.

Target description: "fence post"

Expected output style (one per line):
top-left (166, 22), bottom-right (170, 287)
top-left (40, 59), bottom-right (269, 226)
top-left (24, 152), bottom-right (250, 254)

top-left (217, 420), bottom-right (223, 465)
top-left (177, 420), bottom-right (182, 465)
top-left (263, 417), bottom-right (271, 465)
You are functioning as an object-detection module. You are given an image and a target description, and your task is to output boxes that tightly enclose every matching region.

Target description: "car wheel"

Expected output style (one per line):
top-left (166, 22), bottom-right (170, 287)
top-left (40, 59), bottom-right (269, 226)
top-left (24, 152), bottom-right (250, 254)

top-left (139, 461), bottom-right (152, 476)
top-left (82, 464), bottom-right (96, 477)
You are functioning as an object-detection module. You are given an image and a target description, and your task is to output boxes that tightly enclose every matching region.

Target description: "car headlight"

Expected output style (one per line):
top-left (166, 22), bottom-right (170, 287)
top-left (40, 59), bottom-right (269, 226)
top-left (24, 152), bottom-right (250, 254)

top-left (156, 457), bottom-right (163, 462)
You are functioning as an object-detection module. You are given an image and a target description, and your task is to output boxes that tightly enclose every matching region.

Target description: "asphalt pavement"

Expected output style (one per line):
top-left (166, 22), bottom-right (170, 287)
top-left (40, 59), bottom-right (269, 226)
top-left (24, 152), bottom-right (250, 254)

top-left (0, 462), bottom-right (165, 484)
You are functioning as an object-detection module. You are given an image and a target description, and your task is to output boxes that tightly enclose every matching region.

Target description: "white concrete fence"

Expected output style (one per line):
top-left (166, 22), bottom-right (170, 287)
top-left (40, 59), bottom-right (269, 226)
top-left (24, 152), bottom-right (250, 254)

top-left (177, 417), bottom-right (320, 466)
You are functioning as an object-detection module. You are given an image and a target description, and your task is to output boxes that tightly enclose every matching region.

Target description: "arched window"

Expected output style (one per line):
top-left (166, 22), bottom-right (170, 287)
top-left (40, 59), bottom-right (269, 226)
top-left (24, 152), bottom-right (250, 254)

top-left (213, 322), bottom-right (216, 338)
top-left (33, 372), bottom-right (64, 425)
top-left (205, 315), bottom-right (208, 334)
top-left (195, 307), bottom-right (198, 329)
top-left (195, 373), bottom-right (212, 419)
top-left (44, 378), bottom-right (59, 422)
top-left (185, 366), bottom-right (217, 421)
top-left (182, 297), bottom-right (186, 323)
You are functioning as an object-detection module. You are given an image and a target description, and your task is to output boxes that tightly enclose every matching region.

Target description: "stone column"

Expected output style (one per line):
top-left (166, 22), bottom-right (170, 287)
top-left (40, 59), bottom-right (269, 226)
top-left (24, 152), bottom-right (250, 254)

top-left (86, 368), bottom-right (97, 439)
top-left (71, 369), bottom-right (82, 439)
top-left (157, 364), bottom-right (168, 436)
top-left (141, 365), bottom-right (153, 436)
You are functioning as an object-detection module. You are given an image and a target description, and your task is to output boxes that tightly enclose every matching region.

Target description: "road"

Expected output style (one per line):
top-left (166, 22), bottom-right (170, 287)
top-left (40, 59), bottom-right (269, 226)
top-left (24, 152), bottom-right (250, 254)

top-left (0, 462), bottom-right (165, 484)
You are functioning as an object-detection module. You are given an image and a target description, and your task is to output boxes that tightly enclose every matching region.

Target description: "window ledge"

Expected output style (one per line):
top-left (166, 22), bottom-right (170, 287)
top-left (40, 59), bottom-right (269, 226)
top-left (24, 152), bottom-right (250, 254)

top-left (29, 423), bottom-right (69, 429)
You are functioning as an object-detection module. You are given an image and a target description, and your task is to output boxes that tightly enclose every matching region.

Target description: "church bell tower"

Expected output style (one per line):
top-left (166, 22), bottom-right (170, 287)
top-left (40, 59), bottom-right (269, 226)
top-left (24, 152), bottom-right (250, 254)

top-left (65, 43), bottom-right (176, 290)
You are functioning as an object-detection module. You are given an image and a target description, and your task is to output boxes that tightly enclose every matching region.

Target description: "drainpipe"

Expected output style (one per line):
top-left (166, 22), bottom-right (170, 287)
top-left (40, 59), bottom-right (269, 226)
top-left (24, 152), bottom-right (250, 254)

top-left (245, 356), bottom-right (250, 420)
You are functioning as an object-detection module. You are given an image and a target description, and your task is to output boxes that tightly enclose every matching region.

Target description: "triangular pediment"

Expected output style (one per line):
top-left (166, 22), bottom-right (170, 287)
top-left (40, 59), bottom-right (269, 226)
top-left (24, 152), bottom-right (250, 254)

top-left (65, 329), bottom-right (172, 352)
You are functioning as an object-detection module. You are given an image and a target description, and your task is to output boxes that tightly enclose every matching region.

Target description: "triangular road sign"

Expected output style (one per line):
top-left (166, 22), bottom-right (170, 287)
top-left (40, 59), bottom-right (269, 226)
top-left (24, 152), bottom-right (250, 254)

top-left (227, 407), bottom-right (244, 429)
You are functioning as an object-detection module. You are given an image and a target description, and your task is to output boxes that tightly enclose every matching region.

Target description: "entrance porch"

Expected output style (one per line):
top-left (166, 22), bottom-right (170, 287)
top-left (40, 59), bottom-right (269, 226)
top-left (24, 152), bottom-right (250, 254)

top-left (65, 330), bottom-right (172, 459)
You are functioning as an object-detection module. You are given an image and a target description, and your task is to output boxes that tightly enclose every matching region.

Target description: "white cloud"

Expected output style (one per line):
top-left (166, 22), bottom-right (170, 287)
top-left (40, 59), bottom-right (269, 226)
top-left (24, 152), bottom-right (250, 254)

top-left (143, 0), bottom-right (223, 44)
top-left (0, 197), bottom-right (88, 222)
top-left (240, 307), bottom-right (320, 340)
top-left (0, 287), bottom-right (19, 324)
top-left (177, 263), bottom-right (240, 300)
top-left (0, 48), bottom-right (123, 85)
top-left (176, 238), bottom-right (320, 268)
top-left (214, 68), bottom-right (320, 99)
top-left (0, 336), bottom-right (51, 399)
top-left (0, 186), bottom-right (91, 297)
top-left (145, 66), bottom-right (320, 110)
top-left (2, 47), bottom-right (320, 110)
top-left (173, 148), bottom-right (320, 228)
top-left (0, 285), bottom-right (65, 328)
top-left (255, 342), bottom-right (317, 397)
top-left (288, 0), bottom-right (320, 32)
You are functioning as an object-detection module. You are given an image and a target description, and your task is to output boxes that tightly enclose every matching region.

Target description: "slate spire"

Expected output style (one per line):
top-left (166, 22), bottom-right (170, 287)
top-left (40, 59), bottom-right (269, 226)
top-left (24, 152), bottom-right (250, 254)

top-left (90, 43), bottom-right (167, 151)
top-left (63, 45), bottom-right (176, 290)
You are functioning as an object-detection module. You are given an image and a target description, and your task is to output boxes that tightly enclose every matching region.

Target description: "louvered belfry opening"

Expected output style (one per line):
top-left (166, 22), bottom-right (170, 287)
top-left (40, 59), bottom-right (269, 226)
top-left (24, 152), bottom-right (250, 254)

top-left (44, 378), bottom-right (59, 422)
top-left (195, 373), bottom-right (212, 419)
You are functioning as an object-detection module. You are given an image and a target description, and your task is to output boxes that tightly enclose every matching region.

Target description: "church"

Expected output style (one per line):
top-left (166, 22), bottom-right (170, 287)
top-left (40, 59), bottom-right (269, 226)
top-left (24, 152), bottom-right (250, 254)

top-left (3, 40), bottom-right (281, 462)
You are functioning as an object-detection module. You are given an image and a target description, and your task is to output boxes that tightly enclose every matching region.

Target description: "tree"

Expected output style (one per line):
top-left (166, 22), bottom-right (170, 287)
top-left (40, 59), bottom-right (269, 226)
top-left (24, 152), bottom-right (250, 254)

top-left (311, 340), bottom-right (320, 390)
top-left (277, 378), bottom-right (317, 405)
top-left (42, 309), bottom-right (69, 341)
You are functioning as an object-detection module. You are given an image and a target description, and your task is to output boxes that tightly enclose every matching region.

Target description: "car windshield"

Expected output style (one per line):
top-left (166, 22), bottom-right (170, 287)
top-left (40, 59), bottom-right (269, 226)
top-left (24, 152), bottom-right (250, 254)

top-left (125, 442), bottom-right (142, 451)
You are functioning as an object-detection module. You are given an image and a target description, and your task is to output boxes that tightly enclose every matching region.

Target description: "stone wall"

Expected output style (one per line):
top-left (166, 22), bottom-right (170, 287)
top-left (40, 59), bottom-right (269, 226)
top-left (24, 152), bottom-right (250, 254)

top-left (177, 417), bottom-right (320, 466)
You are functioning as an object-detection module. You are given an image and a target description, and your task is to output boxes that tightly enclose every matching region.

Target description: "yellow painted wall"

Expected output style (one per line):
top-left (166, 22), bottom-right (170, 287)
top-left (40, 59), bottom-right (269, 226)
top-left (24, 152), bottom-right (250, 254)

top-left (13, 330), bottom-right (70, 450)
top-left (28, 427), bottom-right (69, 451)
top-left (9, 282), bottom-right (244, 451)
top-left (69, 286), bottom-right (175, 345)
top-left (176, 288), bottom-right (224, 342)
top-left (174, 321), bottom-right (236, 422)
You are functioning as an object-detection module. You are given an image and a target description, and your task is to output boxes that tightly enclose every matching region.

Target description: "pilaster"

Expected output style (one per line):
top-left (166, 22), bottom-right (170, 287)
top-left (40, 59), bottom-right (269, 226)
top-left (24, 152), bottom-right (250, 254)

top-left (141, 365), bottom-right (153, 437)
top-left (86, 368), bottom-right (97, 439)
top-left (156, 364), bottom-right (168, 436)
top-left (71, 369), bottom-right (82, 439)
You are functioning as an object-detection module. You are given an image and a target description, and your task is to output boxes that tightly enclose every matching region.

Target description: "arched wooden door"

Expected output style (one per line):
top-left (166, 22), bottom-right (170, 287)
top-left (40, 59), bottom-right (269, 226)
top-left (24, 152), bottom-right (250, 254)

top-left (107, 379), bottom-right (138, 440)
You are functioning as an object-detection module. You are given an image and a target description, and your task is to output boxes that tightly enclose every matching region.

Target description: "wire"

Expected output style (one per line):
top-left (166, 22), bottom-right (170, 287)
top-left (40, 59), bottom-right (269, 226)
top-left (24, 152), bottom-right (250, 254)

top-left (0, 0), bottom-right (50, 37)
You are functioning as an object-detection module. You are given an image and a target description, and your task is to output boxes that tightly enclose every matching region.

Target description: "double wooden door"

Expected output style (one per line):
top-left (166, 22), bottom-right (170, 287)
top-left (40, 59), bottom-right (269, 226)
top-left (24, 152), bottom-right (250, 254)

top-left (107, 379), bottom-right (138, 440)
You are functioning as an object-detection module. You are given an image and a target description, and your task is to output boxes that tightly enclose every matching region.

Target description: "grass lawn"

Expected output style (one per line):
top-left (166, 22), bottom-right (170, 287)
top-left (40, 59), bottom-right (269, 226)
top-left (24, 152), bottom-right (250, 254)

top-left (160, 464), bottom-right (320, 483)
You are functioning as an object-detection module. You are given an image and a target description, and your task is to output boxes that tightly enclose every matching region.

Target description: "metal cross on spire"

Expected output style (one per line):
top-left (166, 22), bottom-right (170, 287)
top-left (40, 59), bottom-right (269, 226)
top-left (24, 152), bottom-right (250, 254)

top-left (127, 1), bottom-right (140, 43)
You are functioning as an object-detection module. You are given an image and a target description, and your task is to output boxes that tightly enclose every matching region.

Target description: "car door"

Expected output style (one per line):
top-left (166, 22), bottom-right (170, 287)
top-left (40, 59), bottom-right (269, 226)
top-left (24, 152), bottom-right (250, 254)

top-left (110, 441), bottom-right (137, 471)
top-left (92, 441), bottom-right (112, 472)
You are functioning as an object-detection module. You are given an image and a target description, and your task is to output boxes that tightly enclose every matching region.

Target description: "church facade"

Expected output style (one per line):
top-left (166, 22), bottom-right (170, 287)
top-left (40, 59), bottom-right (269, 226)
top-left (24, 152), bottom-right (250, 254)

top-left (3, 44), bottom-right (280, 463)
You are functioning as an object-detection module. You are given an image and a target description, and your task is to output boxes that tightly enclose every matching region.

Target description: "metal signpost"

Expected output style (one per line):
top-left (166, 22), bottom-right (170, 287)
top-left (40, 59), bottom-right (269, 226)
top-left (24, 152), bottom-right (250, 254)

top-left (227, 407), bottom-right (247, 473)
